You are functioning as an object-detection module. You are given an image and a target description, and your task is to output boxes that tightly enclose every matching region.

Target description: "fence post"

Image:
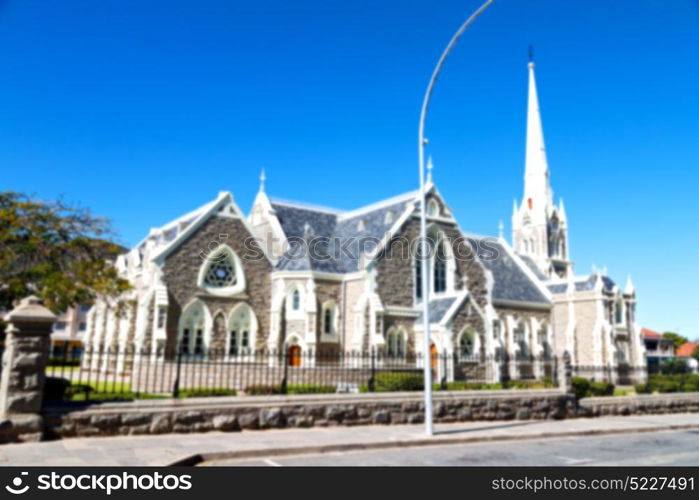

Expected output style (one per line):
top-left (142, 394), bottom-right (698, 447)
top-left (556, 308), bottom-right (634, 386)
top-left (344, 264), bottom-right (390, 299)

top-left (280, 349), bottom-right (288, 395)
top-left (172, 348), bottom-right (182, 398)
top-left (0, 296), bottom-right (56, 443)
top-left (368, 347), bottom-right (376, 392)
top-left (499, 350), bottom-right (510, 387)
top-left (440, 349), bottom-right (448, 390)
top-left (558, 351), bottom-right (573, 394)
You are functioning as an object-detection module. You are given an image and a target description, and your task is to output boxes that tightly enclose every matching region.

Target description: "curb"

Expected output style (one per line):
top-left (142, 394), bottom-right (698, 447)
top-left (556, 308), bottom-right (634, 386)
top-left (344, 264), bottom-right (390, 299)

top-left (169, 423), bottom-right (699, 466)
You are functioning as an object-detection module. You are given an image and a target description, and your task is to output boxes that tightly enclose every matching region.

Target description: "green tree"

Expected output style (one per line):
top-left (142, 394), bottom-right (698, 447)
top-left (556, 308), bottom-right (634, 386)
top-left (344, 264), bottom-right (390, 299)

top-left (0, 191), bottom-right (130, 314)
top-left (662, 332), bottom-right (688, 351)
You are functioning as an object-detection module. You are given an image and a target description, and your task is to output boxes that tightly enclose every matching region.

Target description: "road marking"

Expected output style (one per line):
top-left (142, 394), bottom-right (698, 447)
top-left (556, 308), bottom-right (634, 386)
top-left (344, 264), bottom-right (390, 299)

top-left (264, 459), bottom-right (283, 467)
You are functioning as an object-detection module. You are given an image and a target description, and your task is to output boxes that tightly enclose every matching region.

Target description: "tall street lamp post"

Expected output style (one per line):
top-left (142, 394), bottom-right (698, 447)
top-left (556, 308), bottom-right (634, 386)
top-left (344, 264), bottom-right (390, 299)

top-left (418, 0), bottom-right (495, 436)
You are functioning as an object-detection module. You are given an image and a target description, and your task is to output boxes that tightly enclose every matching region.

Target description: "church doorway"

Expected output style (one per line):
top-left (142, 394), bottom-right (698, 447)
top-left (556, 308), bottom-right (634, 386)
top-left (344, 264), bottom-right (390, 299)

top-left (288, 344), bottom-right (302, 367)
top-left (430, 343), bottom-right (438, 379)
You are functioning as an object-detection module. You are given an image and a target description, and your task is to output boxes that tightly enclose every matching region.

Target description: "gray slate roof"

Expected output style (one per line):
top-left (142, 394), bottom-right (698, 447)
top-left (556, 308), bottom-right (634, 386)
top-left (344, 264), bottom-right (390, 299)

top-left (518, 255), bottom-right (548, 281)
top-left (270, 196), bottom-right (550, 307)
top-left (418, 297), bottom-right (459, 324)
top-left (547, 274), bottom-right (617, 294)
top-left (271, 196), bottom-right (414, 273)
top-left (468, 236), bottom-right (550, 305)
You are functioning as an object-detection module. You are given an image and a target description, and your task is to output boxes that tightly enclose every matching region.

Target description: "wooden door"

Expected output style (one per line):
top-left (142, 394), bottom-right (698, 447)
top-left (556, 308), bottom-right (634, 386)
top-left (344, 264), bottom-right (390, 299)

top-left (430, 343), bottom-right (438, 379)
top-left (288, 345), bottom-right (302, 367)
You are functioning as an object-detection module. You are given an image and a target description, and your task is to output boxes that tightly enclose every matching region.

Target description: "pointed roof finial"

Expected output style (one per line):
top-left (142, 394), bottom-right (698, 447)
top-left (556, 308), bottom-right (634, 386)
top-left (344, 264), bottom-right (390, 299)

top-left (528, 45), bottom-right (534, 65)
top-left (426, 155), bottom-right (434, 183)
top-left (498, 220), bottom-right (504, 239)
top-left (625, 274), bottom-right (635, 295)
top-left (259, 168), bottom-right (266, 193)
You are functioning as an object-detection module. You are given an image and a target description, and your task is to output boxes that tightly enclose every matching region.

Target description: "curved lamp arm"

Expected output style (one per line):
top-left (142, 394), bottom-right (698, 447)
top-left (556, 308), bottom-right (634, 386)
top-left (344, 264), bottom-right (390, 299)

top-left (418, 0), bottom-right (496, 436)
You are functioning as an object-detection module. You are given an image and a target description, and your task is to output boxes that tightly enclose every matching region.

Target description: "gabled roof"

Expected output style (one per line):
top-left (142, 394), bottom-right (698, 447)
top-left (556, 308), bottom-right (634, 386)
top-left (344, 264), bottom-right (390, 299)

top-left (467, 236), bottom-right (551, 306)
top-left (270, 192), bottom-right (416, 273)
top-left (641, 328), bottom-right (663, 339)
top-left (677, 342), bottom-right (699, 357)
top-left (418, 297), bottom-right (458, 324)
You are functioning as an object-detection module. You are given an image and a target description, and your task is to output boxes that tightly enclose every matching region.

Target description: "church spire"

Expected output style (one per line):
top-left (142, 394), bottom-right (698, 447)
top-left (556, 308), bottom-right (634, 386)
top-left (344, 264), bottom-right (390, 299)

top-left (524, 54), bottom-right (553, 212)
top-left (259, 168), bottom-right (266, 193)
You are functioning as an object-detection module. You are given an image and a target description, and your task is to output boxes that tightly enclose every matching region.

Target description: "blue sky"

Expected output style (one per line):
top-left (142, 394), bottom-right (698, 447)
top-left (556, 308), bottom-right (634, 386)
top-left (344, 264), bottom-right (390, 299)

top-left (1, 0), bottom-right (698, 336)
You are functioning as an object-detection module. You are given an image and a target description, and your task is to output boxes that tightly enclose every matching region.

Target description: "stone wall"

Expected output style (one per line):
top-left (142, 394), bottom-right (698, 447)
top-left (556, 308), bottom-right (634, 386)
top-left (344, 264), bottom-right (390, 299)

top-left (374, 217), bottom-right (490, 311)
top-left (579, 393), bottom-right (699, 417)
top-left (42, 390), bottom-right (576, 440)
top-left (162, 214), bottom-right (273, 351)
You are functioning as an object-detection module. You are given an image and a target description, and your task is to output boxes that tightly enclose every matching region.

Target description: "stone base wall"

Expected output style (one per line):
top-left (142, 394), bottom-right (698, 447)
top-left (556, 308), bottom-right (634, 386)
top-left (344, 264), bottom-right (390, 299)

top-left (579, 393), bottom-right (699, 417)
top-left (42, 390), bottom-right (576, 440)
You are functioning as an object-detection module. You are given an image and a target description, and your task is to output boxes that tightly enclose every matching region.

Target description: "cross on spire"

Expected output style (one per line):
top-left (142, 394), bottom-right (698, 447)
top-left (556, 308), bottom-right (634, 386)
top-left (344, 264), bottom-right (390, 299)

top-left (426, 155), bottom-right (434, 183)
top-left (259, 168), bottom-right (266, 193)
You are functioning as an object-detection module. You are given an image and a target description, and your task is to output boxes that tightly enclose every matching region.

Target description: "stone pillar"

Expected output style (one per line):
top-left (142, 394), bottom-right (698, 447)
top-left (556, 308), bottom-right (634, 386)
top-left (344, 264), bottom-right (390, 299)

top-left (0, 296), bottom-right (56, 442)
top-left (558, 350), bottom-right (573, 395)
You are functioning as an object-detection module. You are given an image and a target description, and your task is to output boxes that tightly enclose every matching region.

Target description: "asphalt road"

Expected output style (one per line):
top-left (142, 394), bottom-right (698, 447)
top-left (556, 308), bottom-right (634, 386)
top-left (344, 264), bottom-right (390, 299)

top-left (208, 429), bottom-right (699, 466)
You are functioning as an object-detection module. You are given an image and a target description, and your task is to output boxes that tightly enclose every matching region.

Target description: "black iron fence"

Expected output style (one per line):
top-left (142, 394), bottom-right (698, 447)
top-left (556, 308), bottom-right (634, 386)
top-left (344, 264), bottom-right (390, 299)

top-left (43, 345), bottom-right (565, 402)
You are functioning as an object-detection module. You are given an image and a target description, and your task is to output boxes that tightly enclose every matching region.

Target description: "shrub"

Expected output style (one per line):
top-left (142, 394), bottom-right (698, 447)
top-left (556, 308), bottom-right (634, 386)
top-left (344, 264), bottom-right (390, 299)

top-left (244, 385), bottom-right (281, 395)
top-left (660, 358), bottom-right (689, 375)
top-left (572, 376), bottom-right (591, 400)
top-left (178, 388), bottom-right (237, 398)
top-left (588, 381), bottom-right (615, 397)
top-left (373, 372), bottom-right (424, 392)
top-left (287, 384), bottom-right (335, 395)
top-left (43, 377), bottom-right (71, 402)
top-left (244, 384), bottom-right (336, 395)
top-left (635, 382), bottom-right (652, 394)
top-left (638, 373), bottom-right (699, 394)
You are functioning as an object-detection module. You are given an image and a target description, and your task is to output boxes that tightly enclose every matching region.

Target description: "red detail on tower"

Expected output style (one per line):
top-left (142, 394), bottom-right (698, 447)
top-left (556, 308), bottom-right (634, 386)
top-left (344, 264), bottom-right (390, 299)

top-left (528, 198), bottom-right (533, 210)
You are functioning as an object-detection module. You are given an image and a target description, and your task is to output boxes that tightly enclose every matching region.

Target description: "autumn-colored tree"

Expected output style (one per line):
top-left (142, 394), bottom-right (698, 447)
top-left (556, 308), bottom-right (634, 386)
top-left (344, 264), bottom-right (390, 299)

top-left (0, 191), bottom-right (130, 314)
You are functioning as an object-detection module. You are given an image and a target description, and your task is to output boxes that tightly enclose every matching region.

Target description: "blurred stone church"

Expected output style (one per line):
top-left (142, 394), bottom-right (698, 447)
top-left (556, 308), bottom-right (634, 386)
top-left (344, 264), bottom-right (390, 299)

top-left (82, 60), bottom-right (646, 384)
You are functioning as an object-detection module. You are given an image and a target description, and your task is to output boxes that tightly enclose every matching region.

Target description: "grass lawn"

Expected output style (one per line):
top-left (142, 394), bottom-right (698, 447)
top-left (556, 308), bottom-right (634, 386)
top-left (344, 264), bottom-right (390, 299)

top-left (56, 379), bottom-right (236, 402)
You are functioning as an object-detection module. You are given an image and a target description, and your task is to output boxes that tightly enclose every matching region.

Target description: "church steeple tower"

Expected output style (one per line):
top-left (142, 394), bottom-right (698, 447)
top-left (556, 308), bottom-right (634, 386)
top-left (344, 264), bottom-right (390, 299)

top-left (512, 54), bottom-right (571, 279)
top-left (523, 58), bottom-right (553, 212)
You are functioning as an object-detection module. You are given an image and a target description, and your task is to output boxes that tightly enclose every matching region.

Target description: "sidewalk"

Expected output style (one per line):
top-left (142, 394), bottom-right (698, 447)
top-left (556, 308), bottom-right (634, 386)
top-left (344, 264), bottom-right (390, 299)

top-left (1, 413), bottom-right (697, 466)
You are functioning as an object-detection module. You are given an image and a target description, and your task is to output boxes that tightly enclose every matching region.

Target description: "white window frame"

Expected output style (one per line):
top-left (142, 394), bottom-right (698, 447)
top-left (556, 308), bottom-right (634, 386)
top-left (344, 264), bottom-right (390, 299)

top-left (197, 244), bottom-right (246, 297)
top-left (226, 303), bottom-right (257, 360)
top-left (321, 301), bottom-right (339, 341)
top-left (178, 299), bottom-right (211, 357)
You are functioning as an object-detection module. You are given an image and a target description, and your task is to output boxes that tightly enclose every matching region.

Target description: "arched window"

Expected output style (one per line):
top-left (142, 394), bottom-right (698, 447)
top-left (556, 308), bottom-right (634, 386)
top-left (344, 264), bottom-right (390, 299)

top-left (179, 300), bottom-right (210, 356)
top-left (615, 300), bottom-right (624, 325)
top-left (458, 327), bottom-right (477, 359)
top-left (386, 327), bottom-right (406, 359)
top-left (198, 244), bottom-right (245, 296)
top-left (322, 301), bottom-right (337, 336)
top-left (514, 320), bottom-right (529, 358)
top-left (228, 303), bottom-right (256, 356)
top-left (415, 256), bottom-right (423, 300)
top-left (427, 199), bottom-right (439, 217)
top-left (434, 241), bottom-right (447, 293)
top-left (285, 285), bottom-right (304, 319)
top-left (614, 339), bottom-right (628, 363)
